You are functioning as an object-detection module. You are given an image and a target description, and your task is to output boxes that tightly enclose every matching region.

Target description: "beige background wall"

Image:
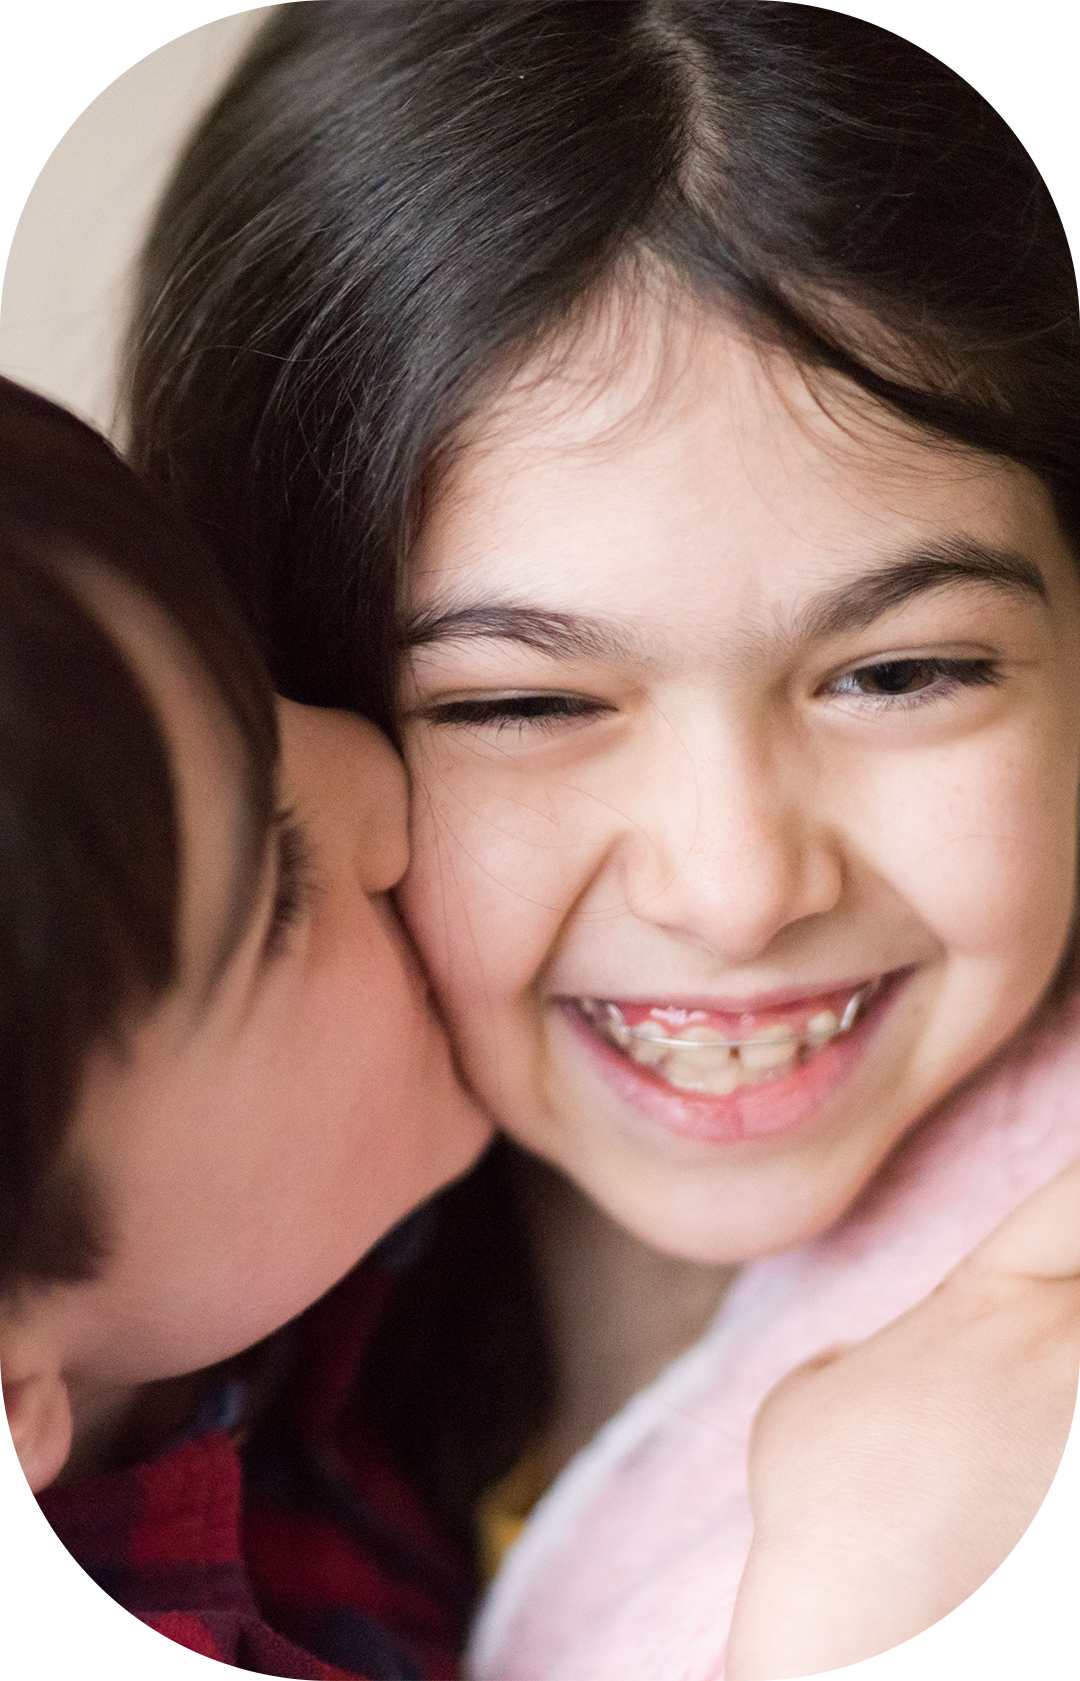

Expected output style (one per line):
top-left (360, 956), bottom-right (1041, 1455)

top-left (0, 8), bottom-right (273, 440)
top-left (1, 3), bottom-right (272, 433)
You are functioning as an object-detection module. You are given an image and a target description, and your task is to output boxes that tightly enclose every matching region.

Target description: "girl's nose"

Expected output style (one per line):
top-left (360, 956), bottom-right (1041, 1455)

top-left (613, 723), bottom-right (843, 963)
top-left (276, 699), bottom-right (409, 893)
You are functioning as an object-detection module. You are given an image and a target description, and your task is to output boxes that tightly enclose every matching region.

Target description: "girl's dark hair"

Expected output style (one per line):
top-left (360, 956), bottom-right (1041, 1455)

top-left (127, 0), bottom-right (1079, 737)
top-left (124, 0), bottom-right (1079, 1568)
top-left (0, 376), bottom-right (278, 1296)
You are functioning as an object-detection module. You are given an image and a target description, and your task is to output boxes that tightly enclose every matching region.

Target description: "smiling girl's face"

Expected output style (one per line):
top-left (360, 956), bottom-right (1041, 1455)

top-left (398, 298), bottom-right (1080, 1263)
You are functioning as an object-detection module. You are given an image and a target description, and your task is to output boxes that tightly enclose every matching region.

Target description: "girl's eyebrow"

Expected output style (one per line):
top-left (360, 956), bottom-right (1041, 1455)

top-left (402, 605), bottom-right (651, 663)
top-left (794, 540), bottom-right (1048, 642)
top-left (402, 540), bottom-right (1047, 664)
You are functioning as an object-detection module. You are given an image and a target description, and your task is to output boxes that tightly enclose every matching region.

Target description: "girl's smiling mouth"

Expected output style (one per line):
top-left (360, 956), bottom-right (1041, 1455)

top-left (581, 981), bottom-right (875, 1087)
top-left (560, 972), bottom-right (912, 1147)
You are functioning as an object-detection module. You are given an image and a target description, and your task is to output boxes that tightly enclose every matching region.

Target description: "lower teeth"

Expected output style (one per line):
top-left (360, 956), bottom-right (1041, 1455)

top-left (584, 985), bottom-right (872, 1093)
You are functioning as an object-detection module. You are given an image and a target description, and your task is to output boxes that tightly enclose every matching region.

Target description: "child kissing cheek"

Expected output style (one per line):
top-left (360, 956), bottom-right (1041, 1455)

top-left (397, 303), bottom-right (1080, 1264)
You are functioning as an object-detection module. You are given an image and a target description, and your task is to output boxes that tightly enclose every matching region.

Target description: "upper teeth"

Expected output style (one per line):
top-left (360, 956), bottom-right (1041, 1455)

top-left (612, 1000), bottom-right (862, 1051)
top-left (736, 1023), bottom-right (800, 1071)
top-left (623, 1017), bottom-right (669, 1066)
top-left (587, 986), bottom-right (871, 1080)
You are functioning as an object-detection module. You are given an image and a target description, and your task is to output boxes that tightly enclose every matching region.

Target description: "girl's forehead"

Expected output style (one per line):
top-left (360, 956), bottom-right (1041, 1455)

top-left (412, 306), bottom-right (1052, 620)
top-left (459, 294), bottom-right (965, 471)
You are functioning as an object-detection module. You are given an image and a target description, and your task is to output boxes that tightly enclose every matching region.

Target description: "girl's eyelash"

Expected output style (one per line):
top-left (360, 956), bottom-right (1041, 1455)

top-left (423, 660), bottom-right (1001, 735)
top-left (824, 656), bottom-right (1004, 709)
top-left (263, 811), bottom-right (317, 959)
top-left (425, 693), bottom-right (613, 732)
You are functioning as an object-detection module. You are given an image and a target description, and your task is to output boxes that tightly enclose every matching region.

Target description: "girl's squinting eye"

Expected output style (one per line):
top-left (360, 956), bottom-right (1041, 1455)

top-left (263, 811), bottom-right (317, 960)
top-left (824, 656), bottom-right (1004, 709)
top-left (424, 692), bottom-right (615, 733)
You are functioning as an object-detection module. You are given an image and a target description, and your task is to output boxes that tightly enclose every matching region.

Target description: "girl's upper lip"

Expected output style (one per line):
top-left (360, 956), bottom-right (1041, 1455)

top-left (560, 972), bottom-right (899, 1015)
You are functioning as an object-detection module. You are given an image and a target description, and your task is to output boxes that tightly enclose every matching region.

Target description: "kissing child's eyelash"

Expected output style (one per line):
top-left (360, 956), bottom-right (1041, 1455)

top-left (264, 811), bottom-right (317, 958)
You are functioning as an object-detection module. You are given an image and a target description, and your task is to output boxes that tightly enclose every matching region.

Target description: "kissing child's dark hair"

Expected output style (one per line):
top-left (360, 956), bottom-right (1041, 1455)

top-left (0, 378), bottom-right (277, 1295)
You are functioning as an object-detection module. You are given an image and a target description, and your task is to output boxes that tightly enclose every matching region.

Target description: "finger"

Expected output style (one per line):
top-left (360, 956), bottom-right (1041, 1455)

top-left (960, 1155), bottom-right (1080, 1283)
top-left (723, 1539), bottom-right (1022, 1681)
top-left (749, 1343), bottom-right (853, 1448)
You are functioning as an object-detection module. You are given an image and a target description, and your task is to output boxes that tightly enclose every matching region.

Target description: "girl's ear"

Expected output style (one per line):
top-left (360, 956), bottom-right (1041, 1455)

top-left (1, 1339), bottom-right (74, 1492)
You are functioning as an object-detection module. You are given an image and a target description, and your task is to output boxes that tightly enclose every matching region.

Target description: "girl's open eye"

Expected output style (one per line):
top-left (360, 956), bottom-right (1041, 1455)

top-left (263, 812), bottom-right (317, 960)
top-left (823, 656), bottom-right (1004, 708)
top-left (423, 693), bottom-right (615, 733)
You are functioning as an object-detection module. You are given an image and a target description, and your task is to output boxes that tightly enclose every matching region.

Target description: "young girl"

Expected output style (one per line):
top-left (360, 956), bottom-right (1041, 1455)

top-left (0, 374), bottom-right (490, 1678)
top-left (122, 1), bottom-right (1080, 1673)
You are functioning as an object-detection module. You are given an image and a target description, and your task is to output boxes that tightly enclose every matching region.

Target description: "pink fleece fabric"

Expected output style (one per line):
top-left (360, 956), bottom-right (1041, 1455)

top-left (467, 994), bottom-right (1080, 1681)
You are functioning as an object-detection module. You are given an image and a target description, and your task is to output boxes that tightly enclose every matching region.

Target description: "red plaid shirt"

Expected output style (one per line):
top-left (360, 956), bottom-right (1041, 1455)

top-left (38, 1252), bottom-right (473, 1679)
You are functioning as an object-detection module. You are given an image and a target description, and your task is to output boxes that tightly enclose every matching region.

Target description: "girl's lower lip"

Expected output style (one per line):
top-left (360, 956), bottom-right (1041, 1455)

top-left (557, 971), bottom-right (910, 1148)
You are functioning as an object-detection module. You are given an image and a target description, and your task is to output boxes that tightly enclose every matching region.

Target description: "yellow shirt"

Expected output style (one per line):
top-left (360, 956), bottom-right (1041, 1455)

top-left (474, 1446), bottom-right (552, 1581)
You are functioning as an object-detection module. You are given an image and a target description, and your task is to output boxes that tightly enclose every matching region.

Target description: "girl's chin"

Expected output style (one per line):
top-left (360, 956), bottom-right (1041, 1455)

top-left (554, 970), bottom-right (913, 1152)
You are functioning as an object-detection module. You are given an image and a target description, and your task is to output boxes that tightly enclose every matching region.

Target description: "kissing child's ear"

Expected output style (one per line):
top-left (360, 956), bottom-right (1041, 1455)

top-left (1, 1317), bottom-right (74, 1492)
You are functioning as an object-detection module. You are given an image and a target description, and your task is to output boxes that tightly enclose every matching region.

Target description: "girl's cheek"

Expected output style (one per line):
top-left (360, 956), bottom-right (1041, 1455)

top-left (847, 735), bottom-right (1079, 964)
top-left (403, 753), bottom-right (615, 972)
top-left (399, 804), bottom-right (555, 1031)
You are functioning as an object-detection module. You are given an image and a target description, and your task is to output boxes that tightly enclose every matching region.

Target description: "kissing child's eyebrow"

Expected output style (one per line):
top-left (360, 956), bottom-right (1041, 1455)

top-left (402, 539), bottom-right (1047, 665)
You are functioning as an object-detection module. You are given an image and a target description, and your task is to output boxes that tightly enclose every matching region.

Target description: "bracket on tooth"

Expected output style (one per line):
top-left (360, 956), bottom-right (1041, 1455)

top-left (601, 982), bottom-right (873, 1053)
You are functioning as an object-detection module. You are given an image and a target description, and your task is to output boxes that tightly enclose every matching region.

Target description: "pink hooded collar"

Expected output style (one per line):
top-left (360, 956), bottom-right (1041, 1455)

top-left (468, 992), bottom-right (1080, 1681)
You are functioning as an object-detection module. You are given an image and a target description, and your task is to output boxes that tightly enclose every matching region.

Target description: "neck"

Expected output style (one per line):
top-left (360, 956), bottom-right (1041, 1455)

top-left (510, 1152), bottom-right (736, 1479)
top-left (59, 1368), bottom-right (213, 1484)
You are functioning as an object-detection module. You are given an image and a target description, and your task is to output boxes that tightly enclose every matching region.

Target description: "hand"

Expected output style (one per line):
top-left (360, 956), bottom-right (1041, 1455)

top-left (725, 1158), bottom-right (1080, 1680)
